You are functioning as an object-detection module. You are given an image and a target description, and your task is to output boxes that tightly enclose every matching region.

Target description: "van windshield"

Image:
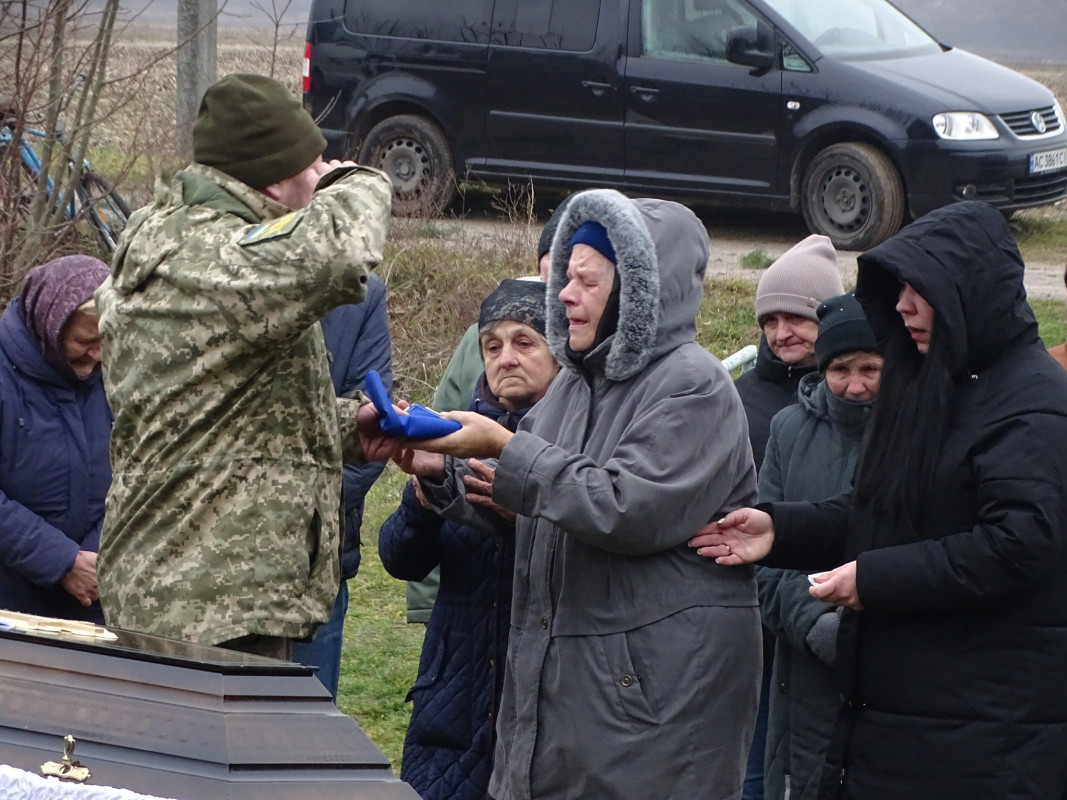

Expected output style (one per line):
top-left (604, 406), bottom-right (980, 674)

top-left (763, 0), bottom-right (942, 59)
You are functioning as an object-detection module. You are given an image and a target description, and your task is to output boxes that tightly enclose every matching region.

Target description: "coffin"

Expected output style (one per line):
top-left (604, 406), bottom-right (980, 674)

top-left (0, 614), bottom-right (418, 799)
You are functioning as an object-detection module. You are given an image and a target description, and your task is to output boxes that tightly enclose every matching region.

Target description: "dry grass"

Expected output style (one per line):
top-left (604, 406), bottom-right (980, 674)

top-left (383, 209), bottom-right (541, 404)
top-left (85, 31), bottom-right (303, 208)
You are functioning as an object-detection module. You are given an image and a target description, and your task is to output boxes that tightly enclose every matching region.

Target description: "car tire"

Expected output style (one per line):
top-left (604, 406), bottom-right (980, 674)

top-left (801, 142), bottom-right (905, 250)
top-left (358, 115), bottom-right (455, 218)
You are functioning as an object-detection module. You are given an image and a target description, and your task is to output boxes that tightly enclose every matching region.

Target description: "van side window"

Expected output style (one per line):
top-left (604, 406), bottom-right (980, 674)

top-left (346, 0), bottom-right (492, 43)
top-left (492, 0), bottom-right (600, 51)
top-left (642, 0), bottom-right (756, 63)
top-left (781, 41), bottom-right (811, 72)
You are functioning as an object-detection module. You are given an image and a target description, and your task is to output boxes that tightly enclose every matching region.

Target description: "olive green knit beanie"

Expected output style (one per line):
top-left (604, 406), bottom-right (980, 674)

top-left (192, 73), bottom-right (326, 188)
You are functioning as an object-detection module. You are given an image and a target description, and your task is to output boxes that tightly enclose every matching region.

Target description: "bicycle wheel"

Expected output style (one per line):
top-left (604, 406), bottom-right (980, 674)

top-left (79, 170), bottom-right (130, 254)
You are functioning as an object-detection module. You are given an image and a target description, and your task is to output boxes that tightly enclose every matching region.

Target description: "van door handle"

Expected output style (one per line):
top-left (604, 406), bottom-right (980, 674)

top-left (581, 79), bottom-right (613, 97)
top-left (630, 84), bottom-right (660, 101)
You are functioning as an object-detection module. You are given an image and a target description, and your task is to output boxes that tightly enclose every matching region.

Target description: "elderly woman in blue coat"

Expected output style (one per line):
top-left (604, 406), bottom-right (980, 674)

top-left (381, 279), bottom-right (557, 800)
top-left (0, 255), bottom-right (112, 622)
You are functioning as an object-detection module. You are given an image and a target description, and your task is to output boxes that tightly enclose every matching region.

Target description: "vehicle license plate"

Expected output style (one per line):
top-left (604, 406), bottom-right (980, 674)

top-left (1030, 147), bottom-right (1067, 174)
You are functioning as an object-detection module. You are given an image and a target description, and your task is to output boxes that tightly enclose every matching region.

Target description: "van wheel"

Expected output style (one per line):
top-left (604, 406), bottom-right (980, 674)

top-left (359, 115), bottom-right (455, 218)
top-left (801, 143), bottom-right (905, 250)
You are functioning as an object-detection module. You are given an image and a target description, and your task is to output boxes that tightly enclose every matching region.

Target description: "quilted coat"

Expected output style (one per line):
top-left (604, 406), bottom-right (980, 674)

top-left (379, 377), bottom-right (526, 800)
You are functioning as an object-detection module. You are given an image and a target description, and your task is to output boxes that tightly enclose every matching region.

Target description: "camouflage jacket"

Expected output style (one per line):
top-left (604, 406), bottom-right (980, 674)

top-left (95, 162), bottom-right (391, 645)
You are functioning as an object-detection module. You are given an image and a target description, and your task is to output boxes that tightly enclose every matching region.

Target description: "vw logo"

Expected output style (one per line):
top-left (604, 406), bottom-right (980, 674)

top-left (1032, 110), bottom-right (1048, 133)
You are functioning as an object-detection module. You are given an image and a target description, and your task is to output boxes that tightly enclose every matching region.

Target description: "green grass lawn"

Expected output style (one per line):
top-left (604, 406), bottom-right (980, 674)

top-left (337, 466), bottom-right (422, 769)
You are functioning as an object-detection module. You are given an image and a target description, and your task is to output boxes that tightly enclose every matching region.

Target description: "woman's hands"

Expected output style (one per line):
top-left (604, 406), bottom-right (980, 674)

top-left (463, 458), bottom-right (516, 523)
top-left (393, 447), bottom-right (446, 479)
top-left (808, 561), bottom-right (862, 610)
top-left (688, 507), bottom-right (775, 564)
top-left (413, 411), bottom-right (514, 459)
top-left (60, 550), bottom-right (98, 607)
top-left (688, 509), bottom-right (861, 609)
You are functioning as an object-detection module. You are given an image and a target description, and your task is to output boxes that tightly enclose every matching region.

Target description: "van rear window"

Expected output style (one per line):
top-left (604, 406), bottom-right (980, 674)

top-left (345, 0), bottom-right (492, 43)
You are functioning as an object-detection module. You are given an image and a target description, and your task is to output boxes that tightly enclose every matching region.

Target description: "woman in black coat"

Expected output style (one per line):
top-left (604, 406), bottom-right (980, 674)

top-left (693, 201), bottom-right (1067, 800)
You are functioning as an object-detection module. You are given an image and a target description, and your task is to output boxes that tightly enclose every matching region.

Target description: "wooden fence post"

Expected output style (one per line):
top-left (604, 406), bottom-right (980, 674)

top-left (175, 0), bottom-right (218, 157)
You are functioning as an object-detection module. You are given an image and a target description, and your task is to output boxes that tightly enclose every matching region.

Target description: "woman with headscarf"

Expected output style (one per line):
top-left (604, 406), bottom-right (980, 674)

top-left (693, 201), bottom-right (1067, 800)
top-left (405, 189), bottom-right (761, 799)
top-left (0, 255), bottom-right (112, 623)
top-left (380, 279), bottom-right (557, 800)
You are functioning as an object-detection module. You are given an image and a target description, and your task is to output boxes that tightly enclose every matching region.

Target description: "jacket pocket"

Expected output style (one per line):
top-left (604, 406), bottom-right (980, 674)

top-left (847, 706), bottom-right (1007, 797)
top-left (405, 626), bottom-right (473, 749)
top-left (597, 630), bottom-right (659, 725)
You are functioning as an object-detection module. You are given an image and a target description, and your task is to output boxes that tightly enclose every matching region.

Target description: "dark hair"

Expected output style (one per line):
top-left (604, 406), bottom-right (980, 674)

top-left (853, 315), bottom-right (954, 526)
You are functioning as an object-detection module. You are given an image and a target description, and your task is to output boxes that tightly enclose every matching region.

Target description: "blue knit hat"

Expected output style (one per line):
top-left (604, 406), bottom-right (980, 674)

top-left (570, 221), bottom-right (617, 264)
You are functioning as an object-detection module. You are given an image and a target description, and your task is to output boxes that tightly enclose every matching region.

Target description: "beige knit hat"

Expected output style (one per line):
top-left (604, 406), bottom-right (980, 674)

top-left (755, 234), bottom-right (845, 324)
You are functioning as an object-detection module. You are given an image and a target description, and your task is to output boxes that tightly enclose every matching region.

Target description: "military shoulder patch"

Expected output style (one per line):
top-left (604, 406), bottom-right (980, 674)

top-left (239, 212), bottom-right (303, 246)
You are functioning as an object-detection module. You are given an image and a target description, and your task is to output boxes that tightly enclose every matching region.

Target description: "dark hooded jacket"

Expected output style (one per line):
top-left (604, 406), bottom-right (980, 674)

top-left (471, 190), bottom-right (761, 800)
top-left (320, 272), bottom-right (393, 580)
top-left (735, 336), bottom-right (818, 472)
top-left (765, 202), bottom-right (1067, 800)
top-left (756, 373), bottom-right (873, 800)
top-left (379, 377), bottom-right (523, 800)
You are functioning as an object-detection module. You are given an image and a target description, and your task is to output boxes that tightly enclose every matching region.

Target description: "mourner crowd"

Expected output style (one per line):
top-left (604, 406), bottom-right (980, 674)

top-left (3, 74), bottom-right (1067, 800)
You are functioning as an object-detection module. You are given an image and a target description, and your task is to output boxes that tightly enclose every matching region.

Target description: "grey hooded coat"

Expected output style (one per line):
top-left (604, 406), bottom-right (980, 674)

top-left (484, 190), bottom-right (762, 800)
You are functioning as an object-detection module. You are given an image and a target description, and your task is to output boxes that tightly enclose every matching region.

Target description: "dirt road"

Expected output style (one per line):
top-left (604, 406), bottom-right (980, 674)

top-left (458, 205), bottom-right (1067, 300)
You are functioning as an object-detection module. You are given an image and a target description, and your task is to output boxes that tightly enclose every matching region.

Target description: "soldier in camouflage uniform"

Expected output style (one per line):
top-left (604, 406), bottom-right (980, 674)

top-left (95, 74), bottom-right (393, 658)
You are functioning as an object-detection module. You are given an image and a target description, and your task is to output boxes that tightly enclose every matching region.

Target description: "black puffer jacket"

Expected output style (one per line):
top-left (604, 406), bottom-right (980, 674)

top-left (767, 202), bottom-right (1067, 800)
top-left (734, 337), bottom-right (817, 472)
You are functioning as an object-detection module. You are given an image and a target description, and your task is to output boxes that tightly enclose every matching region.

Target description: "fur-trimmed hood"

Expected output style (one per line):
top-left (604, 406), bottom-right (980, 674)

top-left (546, 189), bottom-right (709, 381)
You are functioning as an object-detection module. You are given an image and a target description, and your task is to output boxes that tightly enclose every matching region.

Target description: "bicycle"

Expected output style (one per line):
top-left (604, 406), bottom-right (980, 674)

top-left (0, 94), bottom-right (130, 255)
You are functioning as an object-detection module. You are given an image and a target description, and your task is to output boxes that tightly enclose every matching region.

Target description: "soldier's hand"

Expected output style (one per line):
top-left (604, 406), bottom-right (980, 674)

top-left (315, 159), bottom-right (358, 183)
top-left (357, 400), bottom-right (403, 462)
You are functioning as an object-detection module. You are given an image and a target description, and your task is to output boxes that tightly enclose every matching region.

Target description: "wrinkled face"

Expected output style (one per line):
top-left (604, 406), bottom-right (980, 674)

top-left (62, 311), bottom-right (102, 379)
top-left (481, 321), bottom-right (558, 411)
top-left (264, 156), bottom-right (328, 210)
top-left (558, 243), bottom-right (615, 352)
top-left (824, 351), bottom-right (884, 402)
top-left (896, 282), bottom-right (935, 354)
top-left (761, 312), bottom-right (819, 366)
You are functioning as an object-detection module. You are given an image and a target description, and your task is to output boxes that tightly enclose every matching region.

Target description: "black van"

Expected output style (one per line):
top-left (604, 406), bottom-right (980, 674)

top-left (303, 0), bottom-right (1067, 249)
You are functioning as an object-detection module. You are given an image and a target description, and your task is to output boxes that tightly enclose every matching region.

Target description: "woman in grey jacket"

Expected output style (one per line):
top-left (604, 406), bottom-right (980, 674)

top-left (756, 294), bottom-right (882, 800)
top-left (413, 189), bottom-right (761, 800)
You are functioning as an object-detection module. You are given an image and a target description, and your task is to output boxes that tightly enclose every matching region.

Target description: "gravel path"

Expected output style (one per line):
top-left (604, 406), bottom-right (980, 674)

top-left (458, 209), bottom-right (1067, 301)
